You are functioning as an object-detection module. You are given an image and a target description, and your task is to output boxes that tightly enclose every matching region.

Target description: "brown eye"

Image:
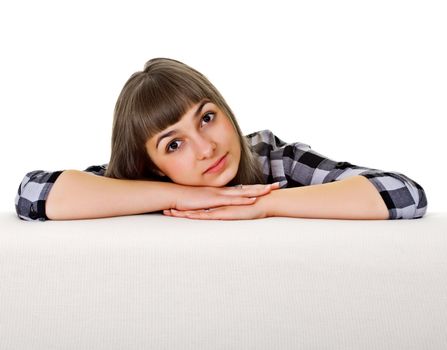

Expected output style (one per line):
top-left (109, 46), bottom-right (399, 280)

top-left (201, 112), bottom-right (215, 126)
top-left (166, 140), bottom-right (181, 153)
top-left (165, 113), bottom-right (215, 154)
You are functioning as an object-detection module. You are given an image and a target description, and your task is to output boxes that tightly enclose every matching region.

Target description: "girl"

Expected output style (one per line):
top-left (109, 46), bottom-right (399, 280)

top-left (15, 58), bottom-right (428, 221)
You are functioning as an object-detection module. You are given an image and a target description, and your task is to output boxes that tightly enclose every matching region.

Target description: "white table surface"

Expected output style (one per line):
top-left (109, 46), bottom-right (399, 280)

top-left (1, 211), bottom-right (447, 350)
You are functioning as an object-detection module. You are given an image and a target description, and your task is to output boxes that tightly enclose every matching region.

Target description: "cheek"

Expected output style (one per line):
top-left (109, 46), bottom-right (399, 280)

top-left (165, 156), bottom-right (194, 173)
top-left (218, 119), bottom-right (238, 143)
top-left (225, 124), bottom-right (241, 151)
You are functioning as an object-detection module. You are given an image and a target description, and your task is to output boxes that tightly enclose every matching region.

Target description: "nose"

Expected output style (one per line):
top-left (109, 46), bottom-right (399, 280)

top-left (194, 134), bottom-right (216, 159)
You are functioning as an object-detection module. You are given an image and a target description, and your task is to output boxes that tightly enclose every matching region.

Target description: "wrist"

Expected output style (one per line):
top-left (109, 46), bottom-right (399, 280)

top-left (164, 182), bottom-right (185, 209)
top-left (256, 190), bottom-right (278, 218)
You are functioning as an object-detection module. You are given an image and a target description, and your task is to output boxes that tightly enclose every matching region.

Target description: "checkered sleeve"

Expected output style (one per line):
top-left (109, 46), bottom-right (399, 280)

top-left (248, 130), bottom-right (428, 220)
top-left (15, 164), bottom-right (107, 221)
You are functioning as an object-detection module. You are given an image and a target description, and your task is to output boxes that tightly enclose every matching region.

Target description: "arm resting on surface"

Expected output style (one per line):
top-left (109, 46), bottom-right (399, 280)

top-left (46, 170), bottom-right (178, 220)
top-left (260, 175), bottom-right (389, 220)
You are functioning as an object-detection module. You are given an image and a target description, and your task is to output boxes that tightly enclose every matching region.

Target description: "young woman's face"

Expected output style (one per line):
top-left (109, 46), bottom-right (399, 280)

top-left (145, 99), bottom-right (241, 187)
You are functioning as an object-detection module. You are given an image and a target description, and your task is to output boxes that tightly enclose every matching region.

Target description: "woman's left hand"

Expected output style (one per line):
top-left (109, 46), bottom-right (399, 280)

top-left (162, 198), bottom-right (269, 220)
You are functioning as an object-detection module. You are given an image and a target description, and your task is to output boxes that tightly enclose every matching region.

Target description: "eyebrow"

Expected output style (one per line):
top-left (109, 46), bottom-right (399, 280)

top-left (156, 99), bottom-right (211, 150)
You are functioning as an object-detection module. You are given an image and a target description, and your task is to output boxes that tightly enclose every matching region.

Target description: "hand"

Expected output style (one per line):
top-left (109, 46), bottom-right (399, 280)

top-left (164, 182), bottom-right (281, 220)
top-left (173, 182), bottom-right (281, 211)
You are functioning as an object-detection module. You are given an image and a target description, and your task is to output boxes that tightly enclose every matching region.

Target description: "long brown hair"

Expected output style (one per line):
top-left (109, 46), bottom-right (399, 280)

top-left (105, 57), bottom-right (266, 186)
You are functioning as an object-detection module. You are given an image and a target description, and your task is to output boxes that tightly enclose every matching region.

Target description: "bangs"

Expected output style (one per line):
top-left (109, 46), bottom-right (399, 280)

top-left (133, 72), bottom-right (210, 142)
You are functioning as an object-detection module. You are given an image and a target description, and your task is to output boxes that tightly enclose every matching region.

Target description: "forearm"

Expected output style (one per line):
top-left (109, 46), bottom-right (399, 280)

top-left (260, 175), bottom-right (389, 220)
top-left (46, 170), bottom-right (179, 220)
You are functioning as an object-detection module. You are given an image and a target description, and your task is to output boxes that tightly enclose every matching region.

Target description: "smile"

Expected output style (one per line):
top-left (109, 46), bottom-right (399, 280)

top-left (204, 153), bottom-right (228, 174)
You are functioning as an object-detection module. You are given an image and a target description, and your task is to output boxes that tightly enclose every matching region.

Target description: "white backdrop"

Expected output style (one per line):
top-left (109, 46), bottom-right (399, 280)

top-left (1, 0), bottom-right (445, 215)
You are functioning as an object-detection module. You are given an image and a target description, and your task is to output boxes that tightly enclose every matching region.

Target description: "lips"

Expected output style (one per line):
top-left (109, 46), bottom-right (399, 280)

top-left (204, 154), bottom-right (227, 173)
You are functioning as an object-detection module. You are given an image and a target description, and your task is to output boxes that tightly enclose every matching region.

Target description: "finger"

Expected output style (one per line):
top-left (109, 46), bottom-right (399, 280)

top-left (184, 207), bottom-right (249, 221)
top-left (225, 184), bottom-right (274, 197)
top-left (184, 211), bottom-right (213, 220)
top-left (240, 182), bottom-right (281, 196)
top-left (226, 196), bottom-right (257, 206)
top-left (171, 208), bottom-right (213, 220)
top-left (170, 209), bottom-right (188, 217)
top-left (270, 182), bottom-right (281, 190)
top-left (171, 208), bottom-right (214, 217)
top-left (184, 208), bottom-right (222, 220)
top-left (175, 208), bottom-right (211, 214)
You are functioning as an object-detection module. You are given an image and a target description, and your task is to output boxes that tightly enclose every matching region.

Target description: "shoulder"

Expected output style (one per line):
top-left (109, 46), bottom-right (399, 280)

top-left (84, 164), bottom-right (108, 176)
top-left (244, 129), bottom-right (311, 153)
top-left (244, 129), bottom-right (287, 148)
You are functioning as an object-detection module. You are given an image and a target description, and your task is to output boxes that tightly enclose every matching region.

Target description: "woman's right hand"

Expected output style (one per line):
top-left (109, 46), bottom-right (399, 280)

top-left (173, 182), bottom-right (281, 211)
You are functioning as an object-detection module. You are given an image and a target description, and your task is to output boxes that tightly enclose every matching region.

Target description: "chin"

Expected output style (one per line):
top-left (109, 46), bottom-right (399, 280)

top-left (215, 169), bottom-right (238, 187)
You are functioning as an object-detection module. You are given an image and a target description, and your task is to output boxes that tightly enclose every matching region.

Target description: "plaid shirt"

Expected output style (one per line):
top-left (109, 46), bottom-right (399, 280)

top-left (15, 129), bottom-right (428, 221)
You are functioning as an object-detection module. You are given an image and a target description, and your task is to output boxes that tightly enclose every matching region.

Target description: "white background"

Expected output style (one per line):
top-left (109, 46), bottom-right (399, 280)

top-left (1, 0), bottom-right (445, 215)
